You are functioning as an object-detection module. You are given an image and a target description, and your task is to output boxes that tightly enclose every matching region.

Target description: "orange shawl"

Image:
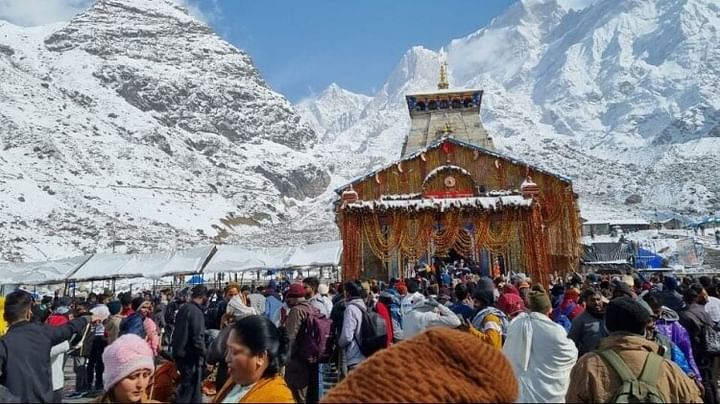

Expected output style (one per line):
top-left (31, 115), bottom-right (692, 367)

top-left (213, 375), bottom-right (295, 403)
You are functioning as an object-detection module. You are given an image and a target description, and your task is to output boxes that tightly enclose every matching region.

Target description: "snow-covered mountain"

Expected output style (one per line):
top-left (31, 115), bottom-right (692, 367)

top-left (0, 0), bottom-right (330, 261)
top-left (300, 0), bottom-right (720, 220)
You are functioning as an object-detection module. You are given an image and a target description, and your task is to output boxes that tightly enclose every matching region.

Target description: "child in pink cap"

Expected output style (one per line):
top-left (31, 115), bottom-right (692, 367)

top-left (98, 334), bottom-right (157, 403)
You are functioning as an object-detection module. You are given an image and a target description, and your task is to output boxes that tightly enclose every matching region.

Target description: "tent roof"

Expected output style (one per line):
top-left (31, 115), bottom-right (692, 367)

top-left (0, 255), bottom-right (91, 285)
top-left (285, 241), bottom-right (342, 268)
top-left (69, 246), bottom-right (215, 281)
top-left (204, 241), bottom-right (342, 274)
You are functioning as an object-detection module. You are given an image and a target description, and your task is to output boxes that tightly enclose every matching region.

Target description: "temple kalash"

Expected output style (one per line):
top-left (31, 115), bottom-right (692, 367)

top-left (334, 62), bottom-right (581, 287)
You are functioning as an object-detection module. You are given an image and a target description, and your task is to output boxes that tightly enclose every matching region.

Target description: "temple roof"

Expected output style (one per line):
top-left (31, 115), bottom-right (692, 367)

top-left (335, 136), bottom-right (572, 194)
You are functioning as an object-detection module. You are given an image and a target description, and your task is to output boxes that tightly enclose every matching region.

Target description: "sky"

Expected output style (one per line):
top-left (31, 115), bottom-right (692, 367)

top-left (0, 0), bottom-right (516, 102)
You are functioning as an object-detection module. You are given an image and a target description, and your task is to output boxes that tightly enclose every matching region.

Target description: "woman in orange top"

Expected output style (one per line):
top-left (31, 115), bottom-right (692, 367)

top-left (213, 315), bottom-right (295, 403)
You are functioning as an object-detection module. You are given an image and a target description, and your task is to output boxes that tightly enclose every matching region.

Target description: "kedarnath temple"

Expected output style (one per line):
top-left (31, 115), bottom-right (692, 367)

top-left (335, 62), bottom-right (581, 286)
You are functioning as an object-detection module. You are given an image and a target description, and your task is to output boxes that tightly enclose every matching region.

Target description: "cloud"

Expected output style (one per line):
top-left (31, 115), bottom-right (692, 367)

top-left (0, 0), bottom-right (92, 26)
top-left (174, 0), bottom-right (222, 24)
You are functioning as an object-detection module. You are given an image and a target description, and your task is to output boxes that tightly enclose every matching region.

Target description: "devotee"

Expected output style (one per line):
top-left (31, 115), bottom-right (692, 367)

top-left (304, 277), bottom-right (329, 317)
top-left (338, 281), bottom-right (367, 372)
top-left (284, 283), bottom-right (318, 403)
top-left (96, 334), bottom-right (155, 403)
top-left (212, 315), bottom-right (294, 403)
top-left (321, 328), bottom-right (518, 403)
top-left (496, 286), bottom-right (526, 320)
top-left (449, 283), bottom-right (474, 321)
top-left (643, 293), bottom-right (701, 382)
top-left (566, 297), bottom-right (702, 403)
top-left (402, 285), bottom-right (461, 340)
top-left (469, 286), bottom-right (507, 349)
top-left (503, 284), bottom-right (578, 402)
top-left (568, 290), bottom-right (608, 357)
top-left (659, 276), bottom-right (686, 312)
top-left (552, 287), bottom-right (583, 332)
top-left (172, 285), bottom-right (208, 403)
top-left (639, 298), bottom-right (696, 379)
top-left (0, 290), bottom-right (96, 402)
top-left (679, 284), bottom-right (717, 403)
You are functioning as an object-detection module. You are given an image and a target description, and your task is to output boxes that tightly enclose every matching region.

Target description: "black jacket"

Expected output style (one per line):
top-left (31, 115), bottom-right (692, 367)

top-left (0, 317), bottom-right (89, 403)
top-left (171, 301), bottom-right (206, 362)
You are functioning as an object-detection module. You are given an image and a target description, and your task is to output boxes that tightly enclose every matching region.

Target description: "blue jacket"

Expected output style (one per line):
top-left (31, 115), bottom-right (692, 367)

top-left (119, 313), bottom-right (145, 338)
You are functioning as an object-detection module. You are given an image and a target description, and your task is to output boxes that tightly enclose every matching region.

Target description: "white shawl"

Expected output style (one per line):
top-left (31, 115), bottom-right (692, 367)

top-left (502, 312), bottom-right (578, 403)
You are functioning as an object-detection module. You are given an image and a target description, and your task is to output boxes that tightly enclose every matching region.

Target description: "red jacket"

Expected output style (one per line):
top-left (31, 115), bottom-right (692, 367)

top-left (375, 301), bottom-right (394, 347)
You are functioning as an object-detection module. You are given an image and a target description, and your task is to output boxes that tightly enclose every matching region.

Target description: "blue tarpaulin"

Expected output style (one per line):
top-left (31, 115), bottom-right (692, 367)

top-left (635, 248), bottom-right (664, 269)
top-left (187, 275), bottom-right (204, 285)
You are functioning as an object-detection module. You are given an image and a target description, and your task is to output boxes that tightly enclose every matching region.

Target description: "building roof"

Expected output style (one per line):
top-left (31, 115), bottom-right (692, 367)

top-left (335, 136), bottom-right (572, 194)
top-left (584, 218), bottom-right (650, 226)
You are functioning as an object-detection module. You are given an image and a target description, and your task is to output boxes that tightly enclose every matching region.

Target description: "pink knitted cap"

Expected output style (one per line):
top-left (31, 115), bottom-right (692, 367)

top-left (102, 334), bottom-right (155, 391)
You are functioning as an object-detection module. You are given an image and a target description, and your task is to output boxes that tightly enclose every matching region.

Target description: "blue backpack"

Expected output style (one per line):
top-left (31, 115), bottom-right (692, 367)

top-left (552, 303), bottom-right (576, 332)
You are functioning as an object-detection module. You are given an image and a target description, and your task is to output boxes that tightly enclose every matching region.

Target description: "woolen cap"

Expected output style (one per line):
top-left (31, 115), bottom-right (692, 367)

top-left (322, 328), bottom-right (518, 403)
top-left (605, 296), bottom-right (650, 335)
top-left (497, 293), bottom-right (526, 317)
top-left (107, 300), bottom-right (122, 315)
top-left (102, 334), bottom-right (155, 391)
top-left (287, 283), bottom-right (305, 298)
top-left (528, 284), bottom-right (552, 313)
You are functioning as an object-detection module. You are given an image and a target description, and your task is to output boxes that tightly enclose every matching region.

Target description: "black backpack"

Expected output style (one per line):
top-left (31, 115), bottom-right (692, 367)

top-left (357, 304), bottom-right (388, 358)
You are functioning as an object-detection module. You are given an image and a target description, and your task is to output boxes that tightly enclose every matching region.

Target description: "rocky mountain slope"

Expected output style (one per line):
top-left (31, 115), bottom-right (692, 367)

top-left (299, 0), bottom-right (720, 221)
top-left (0, 0), bottom-right (330, 261)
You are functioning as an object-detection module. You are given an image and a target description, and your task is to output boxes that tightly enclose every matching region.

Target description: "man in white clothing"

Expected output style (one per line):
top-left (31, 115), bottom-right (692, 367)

top-left (503, 284), bottom-right (578, 403)
top-left (247, 286), bottom-right (266, 315)
top-left (403, 291), bottom-right (461, 340)
top-left (317, 284), bottom-right (334, 315)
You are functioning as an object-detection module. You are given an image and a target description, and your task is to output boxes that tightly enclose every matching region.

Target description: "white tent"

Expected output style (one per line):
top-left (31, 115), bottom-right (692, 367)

top-left (69, 252), bottom-right (135, 281)
top-left (69, 246), bottom-right (216, 281)
top-left (0, 255), bottom-right (91, 285)
top-left (203, 245), bottom-right (293, 274)
top-left (203, 241), bottom-right (341, 274)
top-left (116, 245), bottom-right (215, 280)
top-left (285, 240), bottom-right (342, 268)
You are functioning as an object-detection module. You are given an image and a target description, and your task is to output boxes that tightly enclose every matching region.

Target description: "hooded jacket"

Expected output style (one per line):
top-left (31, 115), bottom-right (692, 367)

top-left (655, 306), bottom-right (701, 380)
top-left (338, 298), bottom-right (366, 367)
top-left (565, 333), bottom-right (702, 403)
top-left (402, 294), bottom-right (461, 340)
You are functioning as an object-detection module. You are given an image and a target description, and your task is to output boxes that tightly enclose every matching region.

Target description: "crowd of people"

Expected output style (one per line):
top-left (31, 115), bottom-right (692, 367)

top-left (0, 262), bottom-right (718, 403)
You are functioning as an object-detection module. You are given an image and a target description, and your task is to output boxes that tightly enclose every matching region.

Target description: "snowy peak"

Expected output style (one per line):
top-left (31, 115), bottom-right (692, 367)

top-left (381, 46), bottom-right (442, 103)
top-left (297, 84), bottom-right (370, 142)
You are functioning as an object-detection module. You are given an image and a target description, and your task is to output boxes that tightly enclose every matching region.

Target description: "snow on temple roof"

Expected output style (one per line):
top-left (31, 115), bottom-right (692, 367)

top-left (335, 136), bottom-right (572, 194)
top-left (342, 195), bottom-right (532, 212)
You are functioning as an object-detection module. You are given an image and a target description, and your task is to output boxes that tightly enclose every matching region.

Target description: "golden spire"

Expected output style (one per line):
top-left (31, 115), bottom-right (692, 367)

top-left (437, 61), bottom-right (449, 90)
